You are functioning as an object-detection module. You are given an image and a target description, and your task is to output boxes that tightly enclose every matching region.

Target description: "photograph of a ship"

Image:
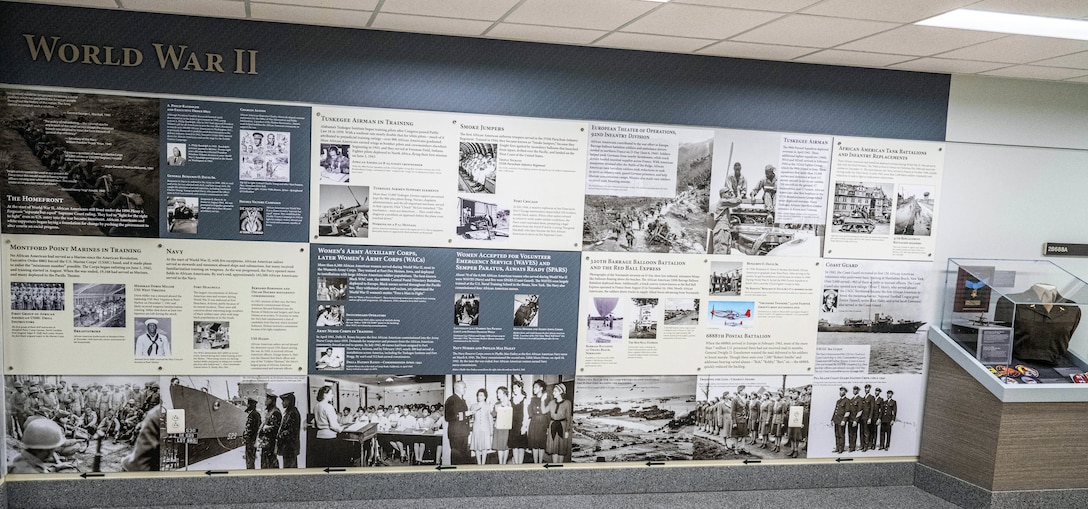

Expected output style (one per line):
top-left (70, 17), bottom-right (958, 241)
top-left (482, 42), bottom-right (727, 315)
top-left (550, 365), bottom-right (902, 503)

top-left (161, 376), bottom-right (307, 471)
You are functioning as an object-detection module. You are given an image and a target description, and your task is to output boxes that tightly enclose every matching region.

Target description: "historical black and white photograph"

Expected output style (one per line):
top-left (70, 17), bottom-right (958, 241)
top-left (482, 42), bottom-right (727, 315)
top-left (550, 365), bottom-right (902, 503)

top-left (457, 142), bottom-right (497, 194)
top-left (193, 321), bottom-right (230, 349)
top-left (573, 376), bottom-right (695, 463)
top-left (0, 90), bottom-right (159, 237)
top-left (818, 262), bottom-right (927, 375)
top-left (693, 376), bottom-right (812, 461)
top-left (585, 297), bottom-right (623, 344)
top-left (706, 300), bottom-right (754, 328)
top-left (628, 298), bottom-right (660, 339)
top-left (830, 181), bottom-right (894, 235)
top-left (808, 375), bottom-right (919, 458)
top-left (318, 143), bottom-right (351, 183)
top-left (707, 130), bottom-right (825, 257)
top-left (664, 298), bottom-right (699, 326)
top-left (166, 196), bottom-right (199, 234)
top-left (822, 289), bottom-right (839, 312)
top-left (306, 375), bottom-right (450, 467)
top-left (512, 294), bottom-right (539, 327)
top-left (894, 184), bottom-right (935, 236)
top-left (166, 143), bottom-right (186, 166)
top-left (134, 317), bottom-right (172, 357)
top-left (457, 197), bottom-right (509, 241)
top-left (161, 376), bottom-right (307, 471)
top-left (584, 129), bottom-right (713, 254)
top-left (316, 276), bottom-right (348, 301)
top-left (317, 185), bottom-right (369, 238)
top-left (316, 305), bottom-right (345, 327)
top-left (73, 283), bottom-right (125, 328)
top-left (240, 130), bottom-right (291, 182)
top-left (10, 282), bottom-right (64, 311)
top-left (454, 294), bottom-right (480, 326)
top-left (239, 206), bottom-right (264, 235)
top-left (315, 347), bottom-right (345, 371)
top-left (5, 375), bottom-right (162, 474)
top-left (445, 375), bottom-right (574, 465)
top-left (709, 261), bottom-right (743, 295)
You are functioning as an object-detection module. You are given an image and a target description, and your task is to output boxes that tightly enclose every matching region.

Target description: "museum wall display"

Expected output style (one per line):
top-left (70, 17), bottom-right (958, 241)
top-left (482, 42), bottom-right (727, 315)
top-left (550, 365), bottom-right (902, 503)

top-left (8, 0), bottom-right (1087, 484)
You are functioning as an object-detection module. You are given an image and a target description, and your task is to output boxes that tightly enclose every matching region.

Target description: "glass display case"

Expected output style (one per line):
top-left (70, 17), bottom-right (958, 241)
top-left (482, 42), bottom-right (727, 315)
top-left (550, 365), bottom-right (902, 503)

top-left (942, 259), bottom-right (1088, 384)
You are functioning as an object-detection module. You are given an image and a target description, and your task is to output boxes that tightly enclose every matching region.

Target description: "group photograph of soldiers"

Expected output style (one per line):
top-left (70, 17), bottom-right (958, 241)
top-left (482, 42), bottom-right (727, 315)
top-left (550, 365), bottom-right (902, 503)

top-left (818, 382), bottom-right (904, 457)
top-left (1, 91), bottom-right (159, 237)
top-left (161, 377), bottom-right (305, 471)
top-left (693, 376), bottom-right (812, 460)
top-left (10, 282), bottom-right (64, 311)
top-left (72, 283), bottom-right (126, 328)
top-left (709, 262), bottom-right (743, 296)
top-left (5, 375), bottom-right (162, 474)
top-left (457, 142), bottom-right (498, 194)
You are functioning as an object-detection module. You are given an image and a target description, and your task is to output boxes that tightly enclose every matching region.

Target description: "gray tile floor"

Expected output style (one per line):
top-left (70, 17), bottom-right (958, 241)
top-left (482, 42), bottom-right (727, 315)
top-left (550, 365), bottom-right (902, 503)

top-left (143, 486), bottom-right (959, 509)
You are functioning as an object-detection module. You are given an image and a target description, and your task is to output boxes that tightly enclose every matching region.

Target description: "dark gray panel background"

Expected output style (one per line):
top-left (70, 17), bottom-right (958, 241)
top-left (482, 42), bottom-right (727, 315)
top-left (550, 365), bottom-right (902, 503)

top-left (2, 2), bottom-right (949, 142)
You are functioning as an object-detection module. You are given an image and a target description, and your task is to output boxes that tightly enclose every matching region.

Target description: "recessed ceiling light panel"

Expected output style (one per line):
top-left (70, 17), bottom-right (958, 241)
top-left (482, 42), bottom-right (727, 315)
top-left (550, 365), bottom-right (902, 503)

top-left (917, 9), bottom-right (1088, 41)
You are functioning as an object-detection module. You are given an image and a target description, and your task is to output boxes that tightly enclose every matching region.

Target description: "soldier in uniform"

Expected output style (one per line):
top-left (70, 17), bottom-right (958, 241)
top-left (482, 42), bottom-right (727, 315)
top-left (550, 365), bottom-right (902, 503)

top-left (11, 382), bottom-right (28, 439)
top-left (771, 392), bottom-right (788, 453)
top-left (725, 162), bottom-right (748, 199)
top-left (41, 384), bottom-right (59, 416)
top-left (242, 397), bottom-right (260, 469)
top-left (8, 417), bottom-right (74, 474)
top-left (278, 392), bottom-right (302, 468)
top-left (860, 384), bottom-right (875, 452)
top-left (747, 391), bottom-right (761, 445)
top-left (832, 386), bottom-right (849, 454)
top-left (758, 392), bottom-right (773, 449)
top-left (873, 387), bottom-right (885, 450)
top-left (259, 392), bottom-right (282, 469)
top-left (711, 187), bottom-right (738, 254)
top-left (880, 390), bottom-right (897, 451)
top-left (752, 164), bottom-right (778, 214)
top-left (848, 386), bottom-right (862, 452)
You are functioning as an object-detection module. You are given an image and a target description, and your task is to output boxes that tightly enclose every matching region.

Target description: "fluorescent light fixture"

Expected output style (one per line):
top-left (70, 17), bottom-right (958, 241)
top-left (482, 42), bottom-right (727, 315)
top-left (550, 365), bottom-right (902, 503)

top-left (917, 9), bottom-right (1088, 41)
top-left (642, 0), bottom-right (670, 3)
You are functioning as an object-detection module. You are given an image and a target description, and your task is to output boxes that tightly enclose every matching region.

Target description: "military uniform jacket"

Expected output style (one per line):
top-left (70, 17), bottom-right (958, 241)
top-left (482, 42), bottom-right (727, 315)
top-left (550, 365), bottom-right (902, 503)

top-left (259, 408), bottom-right (281, 450)
top-left (880, 399), bottom-right (897, 423)
top-left (850, 395), bottom-right (863, 423)
top-left (277, 407), bottom-right (302, 457)
top-left (995, 290), bottom-right (1081, 364)
top-left (832, 396), bottom-right (849, 423)
top-left (862, 394), bottom-right (876, 422)
top-left (243, 409), bottom-right (261, 444)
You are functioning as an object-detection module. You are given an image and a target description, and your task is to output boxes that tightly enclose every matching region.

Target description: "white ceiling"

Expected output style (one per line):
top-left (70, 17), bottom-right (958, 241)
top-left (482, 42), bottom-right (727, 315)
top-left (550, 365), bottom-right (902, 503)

top-left (17, 0), bottom-right (1088, 84)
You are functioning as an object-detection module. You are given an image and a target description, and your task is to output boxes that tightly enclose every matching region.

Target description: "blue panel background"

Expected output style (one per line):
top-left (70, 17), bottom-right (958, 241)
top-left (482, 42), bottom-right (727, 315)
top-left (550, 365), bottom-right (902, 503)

top-left (1, 1), bottom-right (949, 141)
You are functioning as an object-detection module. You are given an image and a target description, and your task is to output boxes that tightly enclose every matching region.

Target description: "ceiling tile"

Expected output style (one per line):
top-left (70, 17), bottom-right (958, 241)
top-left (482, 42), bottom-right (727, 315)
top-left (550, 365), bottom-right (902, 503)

top-left (800, 0), bottom-right (979, 23)
top-left (505, 0), bottom-right (657, 31)
top-left (121, 0), bottom-right (246, 17)
top-left (981, 65), bottom-right (1088, 80)
top-left (794, 49), bottom-right (914, 67)
top-left (255, 0), bottom-right (379, 10)
top-left (593, 32), bottom-right (718, 54)
top-left (371, 13), bottom-right (493, 36)
top-left (889, 57), bottom-right (1009, 74)
top-left (19, 0), bottom-right (117, 8)
top-left (696, 40), bottom-right (814, 60)
top-left (621, 4), bottom-right (782, 40)
top-left (487, 23), bottom-right (607, 45)
top-left (380, 0), bottom-right (520, 21)
top-left (1032, 50), bottom-right (1088, 69)
top-left (967, 0), bottom-right (1088, 19)
top-left (673, 0), bottom-right (821, 13)
top-left (732, 15), bottom-right (896, 48)
top-left (250, 3), bottom-right (371, 27)
top-left (837, 25), bottom-right (1005, 56)
top-left (937, 35), bottom-right (1088, 64)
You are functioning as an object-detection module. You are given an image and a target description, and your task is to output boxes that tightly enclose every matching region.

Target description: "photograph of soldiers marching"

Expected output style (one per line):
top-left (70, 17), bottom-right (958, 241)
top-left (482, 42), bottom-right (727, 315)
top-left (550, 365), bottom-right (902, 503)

top-left (5, 375), bottom-right (161, 474)
top-left (0, 89), bottom-right (159, 237)
top-left (10, 282), bottom-right (64, 311)
top-left (160, 376), bottom-right (307, 471)
top-left (693, 376), bottom-right (812, 460)
top-left (808, 375), bottom-right (919, 458)
top-left (72, 283), bottom-right (126, 328)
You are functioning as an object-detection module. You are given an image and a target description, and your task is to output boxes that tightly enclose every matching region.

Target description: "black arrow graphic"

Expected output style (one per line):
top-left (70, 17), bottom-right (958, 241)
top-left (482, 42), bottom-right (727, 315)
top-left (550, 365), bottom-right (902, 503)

top-left (646, 461), bottom-right (664, 466)
top-left (436, 465), bottom-right (457, 471)
top-left (743, 459), bottom-right (761, 465)
top-left (836, 457), bottom-right (853, 463)
top-left (205, 470), bottom-right (228, 476)
top-left (80, 472), bottom-right (105, 479)
top-left (324, 467), bottom-right (346, 473)
top-left (543, 463), bottom-right (563, 469)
